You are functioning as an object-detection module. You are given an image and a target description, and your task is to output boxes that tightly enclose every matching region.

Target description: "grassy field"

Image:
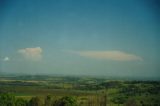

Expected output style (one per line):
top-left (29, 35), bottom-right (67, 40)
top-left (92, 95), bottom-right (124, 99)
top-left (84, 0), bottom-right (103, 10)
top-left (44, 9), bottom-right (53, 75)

top-left (0, 75), bottom-right (160, 105)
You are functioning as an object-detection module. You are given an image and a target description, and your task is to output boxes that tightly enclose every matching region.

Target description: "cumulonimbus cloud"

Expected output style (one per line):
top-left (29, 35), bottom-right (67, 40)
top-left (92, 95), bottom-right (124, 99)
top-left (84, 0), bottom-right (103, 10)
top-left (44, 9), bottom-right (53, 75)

top-left (68, 50), bottom-right (143, 61)
top-left (18, 47), bottom-right (42, 61)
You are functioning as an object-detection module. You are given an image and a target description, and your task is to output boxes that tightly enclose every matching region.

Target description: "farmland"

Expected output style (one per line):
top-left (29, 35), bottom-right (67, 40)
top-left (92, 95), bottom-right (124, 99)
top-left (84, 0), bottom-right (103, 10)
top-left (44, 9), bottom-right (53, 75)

top-left (0, 75), bottom-right (160, 106)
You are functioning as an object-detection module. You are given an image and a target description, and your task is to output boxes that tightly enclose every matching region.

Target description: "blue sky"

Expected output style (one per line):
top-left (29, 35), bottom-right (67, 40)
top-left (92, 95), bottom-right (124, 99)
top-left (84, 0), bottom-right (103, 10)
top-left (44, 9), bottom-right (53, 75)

top-left (0, 0), bottom-right (159, 78)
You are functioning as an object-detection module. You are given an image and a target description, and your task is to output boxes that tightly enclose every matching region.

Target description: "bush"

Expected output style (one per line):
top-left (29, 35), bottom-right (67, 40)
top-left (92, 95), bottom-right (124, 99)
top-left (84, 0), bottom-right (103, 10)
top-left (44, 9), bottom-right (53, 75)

top-left (124, 99), bottom-right (137, 106)
top-left (111, 95), bottom-right (127, 104)
top-left (16, 98), bottom-right (27, 106)
top-left (44, 95), bottom-right (52, 106)
top-left (54, 96), bottom-right (77, 106)
top-left (28, 96), bottom-right (42, 106)
top-left (0, 93), bottom-right (16, 106)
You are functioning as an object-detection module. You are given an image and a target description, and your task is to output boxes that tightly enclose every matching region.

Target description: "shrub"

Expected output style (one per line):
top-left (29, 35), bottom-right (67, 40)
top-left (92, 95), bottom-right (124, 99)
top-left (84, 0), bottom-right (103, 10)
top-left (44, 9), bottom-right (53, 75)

top-left (54, 96), bottom-right (77, 106)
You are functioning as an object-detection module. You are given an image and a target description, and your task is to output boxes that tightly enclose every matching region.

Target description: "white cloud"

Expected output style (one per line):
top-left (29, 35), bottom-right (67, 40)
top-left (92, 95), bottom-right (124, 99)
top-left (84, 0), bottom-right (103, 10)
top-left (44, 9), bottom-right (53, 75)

top-left (18, 47), bottom-right (42, 61)
top-left (68, 50), bottom-right (143, 61)
top-left (3, 57), bottom-right (10, 61)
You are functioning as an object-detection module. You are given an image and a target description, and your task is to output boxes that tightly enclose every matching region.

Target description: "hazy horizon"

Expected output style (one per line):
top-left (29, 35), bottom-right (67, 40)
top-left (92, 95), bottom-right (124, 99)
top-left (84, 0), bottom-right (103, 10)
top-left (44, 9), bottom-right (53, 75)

top-left (0, 0), bottom-right (159, 79)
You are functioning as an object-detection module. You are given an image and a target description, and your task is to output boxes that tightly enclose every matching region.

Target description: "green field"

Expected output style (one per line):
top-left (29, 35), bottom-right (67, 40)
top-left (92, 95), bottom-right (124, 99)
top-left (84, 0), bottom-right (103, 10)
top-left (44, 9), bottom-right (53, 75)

top-left (0, 75), bottom-right (160, 106)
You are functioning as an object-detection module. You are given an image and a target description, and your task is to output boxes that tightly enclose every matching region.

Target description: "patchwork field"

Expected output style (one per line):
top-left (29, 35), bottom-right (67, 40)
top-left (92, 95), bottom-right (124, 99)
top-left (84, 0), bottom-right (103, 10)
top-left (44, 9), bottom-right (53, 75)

top-left (0, 75), bottom-right (160, 106)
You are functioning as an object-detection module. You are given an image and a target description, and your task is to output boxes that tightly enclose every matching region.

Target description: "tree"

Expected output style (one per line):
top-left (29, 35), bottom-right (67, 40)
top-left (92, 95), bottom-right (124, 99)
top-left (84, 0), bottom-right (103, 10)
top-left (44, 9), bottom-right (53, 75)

top-left (28, 96), bottom-right (42, 106)
top-left (0, 93), bottom-right (16, 106)
top-left (54, 96), bottom-right (77, 106)
top-left (111, 95), bottom-right (127, 105)
top-left (44, 95), bottom-right (52, 106)
top-left (15, 98), bottom-right (27, 106)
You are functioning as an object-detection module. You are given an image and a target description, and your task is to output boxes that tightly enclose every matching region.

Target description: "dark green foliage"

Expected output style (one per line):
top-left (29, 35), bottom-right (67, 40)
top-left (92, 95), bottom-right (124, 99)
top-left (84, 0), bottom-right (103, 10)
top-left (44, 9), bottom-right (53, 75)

top-left (120, 84), bottom-right (140, 96)
top-left (28, 96), bottom-right (42, 106)
top-left (15, 98), bottom-right (27, 106)
top-left (0, 93), bottom-right (16, 106)
top-left (100, 81), bottom-right (122, 89)
top-left (124, 99), bottom-right (137, 106)
top-left (111, 95), bottom-right (127, 104)
top-left (44, 95), bottom-right (52, 106)
top-left (54, 96), bottom-right (77, 106)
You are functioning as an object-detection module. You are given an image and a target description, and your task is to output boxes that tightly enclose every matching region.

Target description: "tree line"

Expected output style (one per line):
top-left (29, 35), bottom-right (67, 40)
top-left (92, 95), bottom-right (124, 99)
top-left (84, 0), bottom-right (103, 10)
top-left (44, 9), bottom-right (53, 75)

top-left (0, 93), bottom-right (77, 106)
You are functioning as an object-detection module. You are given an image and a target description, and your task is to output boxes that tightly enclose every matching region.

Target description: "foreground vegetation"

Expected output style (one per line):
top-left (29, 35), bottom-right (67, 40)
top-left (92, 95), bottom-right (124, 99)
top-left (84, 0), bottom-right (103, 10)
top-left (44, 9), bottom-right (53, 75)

top-left (0, 93), bottom-right (77, 106)
top-left (0, 75), bottom-right (160, 106)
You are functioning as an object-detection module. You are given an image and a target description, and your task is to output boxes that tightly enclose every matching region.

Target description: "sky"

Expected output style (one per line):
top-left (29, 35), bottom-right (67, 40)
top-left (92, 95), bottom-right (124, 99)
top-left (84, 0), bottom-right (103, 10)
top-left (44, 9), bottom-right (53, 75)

top-left (0, 0), bottom-right (160, 79)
